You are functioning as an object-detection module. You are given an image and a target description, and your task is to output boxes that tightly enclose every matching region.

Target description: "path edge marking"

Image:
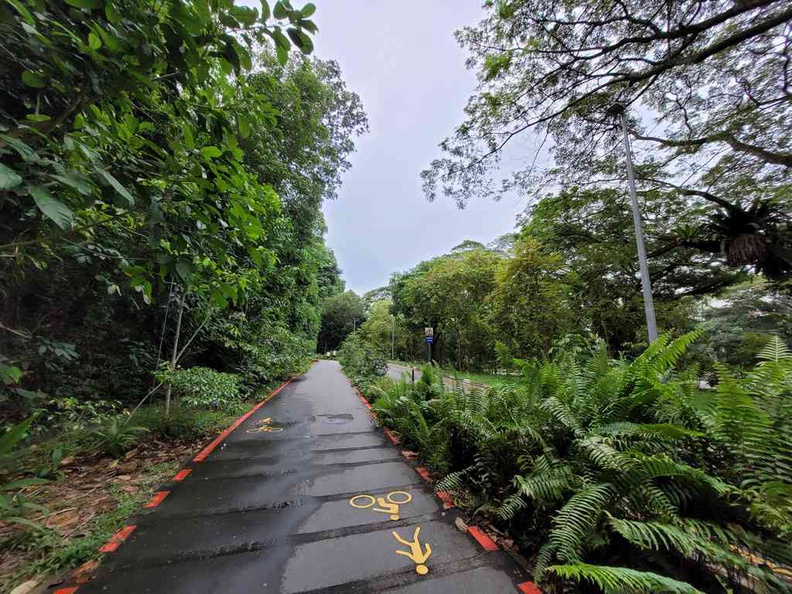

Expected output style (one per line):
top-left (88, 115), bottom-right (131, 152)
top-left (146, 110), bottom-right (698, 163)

top-left (467, 525), bottom-right (499, 551)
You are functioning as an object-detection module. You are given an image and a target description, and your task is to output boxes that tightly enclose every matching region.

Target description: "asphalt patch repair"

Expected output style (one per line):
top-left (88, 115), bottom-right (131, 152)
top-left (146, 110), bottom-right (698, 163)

top-left (60, 361), bottom-right (534, 594)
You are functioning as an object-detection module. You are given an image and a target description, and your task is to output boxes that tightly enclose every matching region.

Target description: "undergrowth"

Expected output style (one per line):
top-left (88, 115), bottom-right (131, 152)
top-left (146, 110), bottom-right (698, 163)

top-left (369, 333), bottom-right (792, 593)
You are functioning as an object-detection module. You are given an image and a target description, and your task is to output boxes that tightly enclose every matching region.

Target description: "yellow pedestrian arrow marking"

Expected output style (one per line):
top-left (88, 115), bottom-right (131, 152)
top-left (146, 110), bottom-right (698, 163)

top-left (392, 526), bottom-right (432, 575)
top-left (349, 491), bottom-right (412, 520)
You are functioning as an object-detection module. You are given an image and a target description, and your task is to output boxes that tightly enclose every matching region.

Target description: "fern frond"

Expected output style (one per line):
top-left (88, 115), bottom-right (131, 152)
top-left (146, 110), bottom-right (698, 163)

top-left (496, 492), bottom-right (528, 520)
top-left (757, 335), bottom-right (791, 363)
top-left (544, 483), bottom-right (613, 562)
top-left (545, 563), bottom-right (703, 593)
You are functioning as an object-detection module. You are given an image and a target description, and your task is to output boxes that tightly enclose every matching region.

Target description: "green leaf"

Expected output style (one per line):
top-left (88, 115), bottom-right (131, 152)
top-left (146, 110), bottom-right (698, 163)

top-left (260, 0), bottom-right (270, 20)
top-left (64, 0), bottom-right (103, 8)
top-left (95, 167), bottom-right (135, 206)
top-left (301, 3), bottom-right (315, 17)
top-left (0, 164), bottom-right (22, 190)
top-left (175, 260), bottom-right (193, 282)
top-left (21, 70), bottom-right (45, 88)
top-left (0, 135), bottom-right (35, 160)
top-left (288, 28), bottom-right (313, 54)
top-left (272, 27), bottom-right (290, 49)
top-left (51, 173), bottom-right (90, 195)
top-left (299, 18), bottom-right (318, 33)
top-left (0, 364), bottom-right (22, 385)
top-left (88, 32), bottom-right (102, 49)
top-left (0, 416), bottom-right (35, 457)
top-left (3, 477), bottom-right (49, 491)
top-left (25, 113), bottom-right (51, 122)
top-left (272, 0), bottom-right (287, 19)
top-left (238, 115), bottom-right (251, 139)
top-left (29, 186), bottom-right (75, 229)
top-left (230, 5), bottom-right (258, 26)
top-left (5, 0), bottom-right (35, 25)
top-left (200, 146), bottom-right (223, 159)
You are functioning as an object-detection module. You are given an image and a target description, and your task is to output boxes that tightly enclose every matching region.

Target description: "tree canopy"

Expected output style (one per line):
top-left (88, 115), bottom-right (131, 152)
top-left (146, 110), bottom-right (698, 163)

top-left (423, 0), bottom-right (792, 286)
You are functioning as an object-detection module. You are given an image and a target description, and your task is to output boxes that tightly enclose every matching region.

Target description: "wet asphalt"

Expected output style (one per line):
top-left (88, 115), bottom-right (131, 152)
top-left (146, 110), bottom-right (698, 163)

top-left (79, 361), bottom-right (528, 593)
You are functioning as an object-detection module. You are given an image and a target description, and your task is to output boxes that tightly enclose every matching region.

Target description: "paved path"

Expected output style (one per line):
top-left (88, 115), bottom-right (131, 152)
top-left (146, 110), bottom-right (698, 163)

top-left (79, 361), bottom-right (527, 593)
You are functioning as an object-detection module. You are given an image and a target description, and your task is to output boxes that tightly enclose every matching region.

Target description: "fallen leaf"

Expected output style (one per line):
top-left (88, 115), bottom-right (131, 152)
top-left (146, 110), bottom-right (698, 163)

top-left (455, 517), bottom-right (469, 532)
top-left (118, 461), bottom-right (138, 473)
top-left (47, 509), bottom-right (81, 530)
top-left (73, 560), bottom-right (100, 584)
top-left (9, 580), bottom-right (39, 594)
top-left (59, 456), bottom-right (74, 466)
top-left (123, 448), bottom-right (139, 460)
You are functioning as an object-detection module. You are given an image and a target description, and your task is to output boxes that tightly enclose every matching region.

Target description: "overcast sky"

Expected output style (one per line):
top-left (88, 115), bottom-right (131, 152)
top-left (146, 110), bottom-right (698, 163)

top-left (309, 1), bottom-right (526, 294)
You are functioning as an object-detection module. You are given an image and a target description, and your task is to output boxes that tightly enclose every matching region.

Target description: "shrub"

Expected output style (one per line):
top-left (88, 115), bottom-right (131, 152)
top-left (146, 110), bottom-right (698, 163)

top-left (373, 333), bottom-right (792, 593)
top-left (88, 417), bottom-right (149, 458)
top-left (157, 366), bottom-right (242, 410)
top-left (338, 334), bottom-right (387, 392)
top-left (131, 403), bottom-right (249, 440)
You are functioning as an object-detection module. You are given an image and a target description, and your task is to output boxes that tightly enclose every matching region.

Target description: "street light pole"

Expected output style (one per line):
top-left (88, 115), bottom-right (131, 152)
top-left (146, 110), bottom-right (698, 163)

top-left (610, 104), bottom-right (658, 343)
top-left (391, 314), bottom-right (395, 360)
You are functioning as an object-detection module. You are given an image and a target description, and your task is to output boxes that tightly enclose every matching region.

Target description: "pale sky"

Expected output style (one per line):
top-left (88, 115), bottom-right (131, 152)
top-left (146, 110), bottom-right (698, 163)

top-left (310, 1), bottom-right (527, 294)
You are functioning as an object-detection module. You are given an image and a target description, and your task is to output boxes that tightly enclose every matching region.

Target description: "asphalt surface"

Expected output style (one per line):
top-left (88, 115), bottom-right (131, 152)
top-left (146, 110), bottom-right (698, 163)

top-left (78, 361), bottom-right (528, 593)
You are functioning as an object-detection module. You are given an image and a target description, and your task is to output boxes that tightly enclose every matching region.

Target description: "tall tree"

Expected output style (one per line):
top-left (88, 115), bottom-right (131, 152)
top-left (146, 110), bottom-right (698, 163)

top-left (391, 246), bottom-right (502, 369)
top-left (317, 291), bottom-right (366, 352)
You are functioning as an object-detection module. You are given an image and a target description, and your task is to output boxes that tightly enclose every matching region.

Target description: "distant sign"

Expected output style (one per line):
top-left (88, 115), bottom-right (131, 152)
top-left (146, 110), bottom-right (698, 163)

top-left (424, 327), bottom-right (434, 338)
top-left (425, 336), bottom-right (434, 344)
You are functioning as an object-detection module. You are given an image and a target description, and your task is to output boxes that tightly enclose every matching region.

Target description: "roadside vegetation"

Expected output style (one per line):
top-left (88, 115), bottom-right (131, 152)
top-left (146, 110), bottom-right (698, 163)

top-left (0, 0), bottom-right (365, 588)
top-left (336, 1), bottom-right (792, 592)
top-left (342, 335), bottom-right (792, 593)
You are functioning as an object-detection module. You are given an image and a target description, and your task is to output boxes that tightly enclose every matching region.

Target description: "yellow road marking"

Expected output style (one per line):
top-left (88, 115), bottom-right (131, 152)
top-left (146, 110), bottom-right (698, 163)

top-left (348, 491), bottom-right (412, 520)
top-left (392, 526), bottom-right (431, 575)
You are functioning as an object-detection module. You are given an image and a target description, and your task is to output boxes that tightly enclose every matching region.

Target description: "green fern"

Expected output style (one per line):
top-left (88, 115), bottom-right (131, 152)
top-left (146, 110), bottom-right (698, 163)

top-left (545, 563), bottom-right (704, 593)
top-left (757, 335), bottom-right (791, 363)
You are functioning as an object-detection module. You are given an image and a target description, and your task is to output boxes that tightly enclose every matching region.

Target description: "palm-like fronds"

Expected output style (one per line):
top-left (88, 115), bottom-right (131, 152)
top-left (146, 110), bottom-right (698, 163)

top-left (546, 563), bottom-right (704, 593)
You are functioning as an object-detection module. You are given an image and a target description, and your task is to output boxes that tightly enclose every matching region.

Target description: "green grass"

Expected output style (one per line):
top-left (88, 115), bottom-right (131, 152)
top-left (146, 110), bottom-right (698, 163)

top-left (388, 361), bottom-right (516, 387)
top-left (441, 369), bottom-right (517, 387)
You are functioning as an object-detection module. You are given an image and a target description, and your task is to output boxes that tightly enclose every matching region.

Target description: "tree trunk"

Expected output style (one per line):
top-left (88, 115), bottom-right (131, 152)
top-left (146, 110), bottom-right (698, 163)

top-left (164, 291), bottom-right (186, 417)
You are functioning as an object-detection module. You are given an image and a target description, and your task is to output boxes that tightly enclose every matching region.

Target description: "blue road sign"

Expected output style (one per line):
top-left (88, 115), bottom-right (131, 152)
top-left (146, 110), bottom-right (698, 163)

top-left (425, 337), bottom-right (434, 344)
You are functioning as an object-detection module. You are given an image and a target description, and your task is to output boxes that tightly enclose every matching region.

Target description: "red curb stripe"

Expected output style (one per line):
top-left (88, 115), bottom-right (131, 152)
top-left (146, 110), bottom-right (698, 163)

top-left (143, 491), bottom-right (169, 508)
top-left (435, 491), bottom-right (455, 509)
top-left (193, 378), bottom-right (292, 462)
top-left (414, 466), bottom-right (431, 481)
top-left (517, 582), bottom-right (542, 594)
top-left (383, 428), bottom-right (400, 445)
top-left (172, 468), bottom-right (192, 482)
top-left (54, 588), bottom-right (78, 594)
top-left (99, 524), bottom-right (137, 553)
top-left (467, 526), bottom-right (499, 551)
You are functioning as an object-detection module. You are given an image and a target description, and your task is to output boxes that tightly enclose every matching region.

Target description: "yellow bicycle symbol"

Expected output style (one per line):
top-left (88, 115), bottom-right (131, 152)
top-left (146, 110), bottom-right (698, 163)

top-left (246, 417), bottom-right (284, 433)
top-left (349, 491), bottom-right (412, 520)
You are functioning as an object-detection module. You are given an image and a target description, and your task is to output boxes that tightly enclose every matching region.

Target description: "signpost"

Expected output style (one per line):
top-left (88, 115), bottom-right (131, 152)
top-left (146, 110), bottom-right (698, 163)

top-left (424, 327), bottom-right (433, 363)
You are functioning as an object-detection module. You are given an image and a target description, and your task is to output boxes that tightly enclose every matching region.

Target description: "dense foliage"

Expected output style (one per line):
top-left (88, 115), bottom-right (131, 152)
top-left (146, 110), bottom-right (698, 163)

top-left (1, 0), bottom-right (366, 432)
top-left (337, 332), bottom-right (387, 393)
top-left (423, 0), bottom-right (792, 286)
top-left (370, 335), bottom-right (792, 593)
